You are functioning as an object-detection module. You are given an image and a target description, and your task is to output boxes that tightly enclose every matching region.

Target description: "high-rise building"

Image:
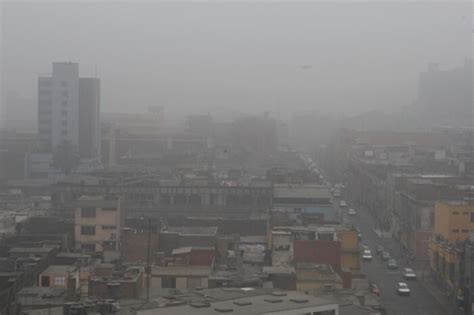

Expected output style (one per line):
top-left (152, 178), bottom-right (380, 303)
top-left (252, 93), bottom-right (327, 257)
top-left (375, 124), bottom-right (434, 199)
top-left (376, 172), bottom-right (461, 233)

top-left (78, 77), bottom-right (100, 158)
top-left (38, 62), bottom-right (100, 158)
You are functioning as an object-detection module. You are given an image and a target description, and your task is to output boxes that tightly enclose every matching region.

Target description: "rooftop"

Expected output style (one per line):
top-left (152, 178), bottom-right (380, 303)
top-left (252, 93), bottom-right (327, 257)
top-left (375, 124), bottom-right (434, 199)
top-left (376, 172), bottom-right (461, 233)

top-left (274, 185), bottom-right (332, 200)
top-left (164, 226), bottom-right (218, 235)
top-left (137, 289), bottom-right (337, 315)
top-left (17, 287), bottom-right (66, 306)
top-left (42, 265), bottom-right (77, 274)
top-left (152, 265), bottom-right (211, 277)
top-left (171, 246), bottom-right (214, 255)
top-left (262, 266), bottom-right (295, 275)
top-left (9, 246), bottom-right (57, 255)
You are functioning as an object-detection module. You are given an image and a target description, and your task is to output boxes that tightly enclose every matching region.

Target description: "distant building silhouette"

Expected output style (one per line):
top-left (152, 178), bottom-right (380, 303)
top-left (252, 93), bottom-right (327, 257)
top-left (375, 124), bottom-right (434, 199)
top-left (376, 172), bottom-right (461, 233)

top-left (38, 62), bottom-right (100, 158)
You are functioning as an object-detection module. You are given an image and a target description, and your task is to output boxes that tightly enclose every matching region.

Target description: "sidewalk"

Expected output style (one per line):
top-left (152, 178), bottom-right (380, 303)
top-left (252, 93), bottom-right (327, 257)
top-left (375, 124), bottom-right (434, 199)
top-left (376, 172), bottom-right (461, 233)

top-left (416, 271), bottom-right (452, 314)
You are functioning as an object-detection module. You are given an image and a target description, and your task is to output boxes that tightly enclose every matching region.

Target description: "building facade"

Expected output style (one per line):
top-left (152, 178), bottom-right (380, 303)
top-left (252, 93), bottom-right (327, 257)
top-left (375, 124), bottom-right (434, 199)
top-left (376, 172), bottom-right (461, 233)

top-left (74, 195), bottom-right (122, 253)
top-left (430, 200), bottom-right (474, 311)
top-left (38, 62), bottom-right (100, 158)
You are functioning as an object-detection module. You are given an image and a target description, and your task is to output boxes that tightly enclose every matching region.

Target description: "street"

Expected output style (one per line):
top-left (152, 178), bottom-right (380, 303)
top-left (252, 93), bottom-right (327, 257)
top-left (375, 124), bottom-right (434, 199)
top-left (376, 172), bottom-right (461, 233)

top-left (344, 203), bottom-right (449, 315)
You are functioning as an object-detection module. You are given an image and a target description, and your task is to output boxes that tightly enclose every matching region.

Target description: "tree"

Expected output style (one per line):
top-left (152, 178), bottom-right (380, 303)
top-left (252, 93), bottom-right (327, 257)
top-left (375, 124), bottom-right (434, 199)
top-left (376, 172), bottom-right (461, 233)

top-left (52, 141), bottom-right (80, 175)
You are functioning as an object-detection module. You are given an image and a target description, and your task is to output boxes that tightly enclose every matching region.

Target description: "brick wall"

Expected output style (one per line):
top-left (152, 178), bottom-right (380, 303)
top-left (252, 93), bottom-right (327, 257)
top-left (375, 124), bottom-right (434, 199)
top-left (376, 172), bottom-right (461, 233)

top-left (121, 230), bottom-right (159, 263)
top-left (294, 240), bottom-right (342, 271)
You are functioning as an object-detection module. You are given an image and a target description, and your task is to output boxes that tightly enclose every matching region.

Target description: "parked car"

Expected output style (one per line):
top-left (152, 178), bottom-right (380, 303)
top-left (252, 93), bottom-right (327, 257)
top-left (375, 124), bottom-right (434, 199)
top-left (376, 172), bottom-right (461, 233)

top-left (348, 208), bottom-right (356, 215)
top-left (339, 200), bottom-right (347, 207)
top-left (387, 258), bottom-right (399, 269)
top-left (362, 250), bottom-right (373, 261)
top-left (381, 251), bottom-right (391, 261)
top-left (376, 245), bottom-right (384, 255)
top-left (396, 282), bottom-right (411, 296)
top-left (369, 282), bottom-right (380, 296)
top-left (402, 268), bottom-right (417, 280)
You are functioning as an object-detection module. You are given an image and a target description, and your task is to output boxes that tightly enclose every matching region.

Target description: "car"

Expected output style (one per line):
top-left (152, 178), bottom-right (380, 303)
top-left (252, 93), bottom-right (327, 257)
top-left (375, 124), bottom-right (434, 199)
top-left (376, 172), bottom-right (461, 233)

top-left (381, 251), bottom-right (391, 261)
top-left (369, 282), bottom-right (380, 296)
top-left (339, 201), bottom-right (347, 207)
top-left (387, 258), bottom-right (399, 269)
top-left (348, 208), bottom-right (356, 215)
top-left (362, 250), bottom-right (373, 261)
top-left (396, 282), bottom-right (411, 296)
top-left (402, 268), bottom-right (417, 280)
top-left (376, 245), bottom-right (384, 255)
top-left (362, 245), bottom-right (370, 251)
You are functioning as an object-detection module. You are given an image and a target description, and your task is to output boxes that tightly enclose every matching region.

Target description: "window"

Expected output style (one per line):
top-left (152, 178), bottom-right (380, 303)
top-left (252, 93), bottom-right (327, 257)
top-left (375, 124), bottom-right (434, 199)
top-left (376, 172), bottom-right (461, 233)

top-left (81, 225), bottom-right (96, 235)
top-left (102, 207), bottom-right (116, 211)
top-left (453, 211), bottom-right (460, 215)
top-left (61, 130), bottom-right (67, 136)
top-left (54, 276), bottom-right (65, 286)
top-left (81, 244), bottom-right (95, 252)
top-left (471, 213), bottom-right (474, 222)
top-left (39, 90), bottom-right (52, 97)
top-left (161, 276), bottom-right (176, 289)
top-left (81, 207), bottom-right (96, 217)
top-left (452, 229), bottom-right (459, 233)
top-left (61, 90), bottom-right (68, 97)
top-left (62, 100), bottom-right (68, 106)
top-left (61, 110), bottom-right (67, 116)
top-left (102, 225), bottom-right (117, 230)
top-left (39, 80), bottom-right (52, 87)
top-left (462, 229), bottom-right (469, 233)
top-left (463, 212), bottom-right (469, 215)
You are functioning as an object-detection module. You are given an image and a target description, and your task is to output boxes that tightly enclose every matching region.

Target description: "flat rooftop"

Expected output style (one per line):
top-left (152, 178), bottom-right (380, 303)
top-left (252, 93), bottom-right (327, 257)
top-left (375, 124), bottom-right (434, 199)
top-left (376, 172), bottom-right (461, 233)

top-left (152, 266), bottom-right (211, 277)
top-left (9, 246), bottom-right (57, 255)
top-left (137, 290), bottom-right (337, 315)
top-left (171, 246), bottom-right (214, 255)
top-left (164, 226), bottom-right (218, 235)
top-left (42, 265), bottom-right (77, 274)
top-left (274, 185), bottom-right (332, 200)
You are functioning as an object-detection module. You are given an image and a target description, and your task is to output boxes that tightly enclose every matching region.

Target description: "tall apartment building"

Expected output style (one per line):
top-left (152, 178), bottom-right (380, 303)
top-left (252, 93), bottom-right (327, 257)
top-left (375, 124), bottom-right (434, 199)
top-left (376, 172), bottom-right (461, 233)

top-left (74, 195), bottom-right (123, 253)
top-left (38, 62), bottom-right (100, 158)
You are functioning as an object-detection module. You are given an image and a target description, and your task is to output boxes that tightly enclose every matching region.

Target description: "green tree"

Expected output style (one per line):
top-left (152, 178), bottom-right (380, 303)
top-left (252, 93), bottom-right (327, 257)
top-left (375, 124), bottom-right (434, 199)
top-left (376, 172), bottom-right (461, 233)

top-left (52, 141), bottom-right (80, 175)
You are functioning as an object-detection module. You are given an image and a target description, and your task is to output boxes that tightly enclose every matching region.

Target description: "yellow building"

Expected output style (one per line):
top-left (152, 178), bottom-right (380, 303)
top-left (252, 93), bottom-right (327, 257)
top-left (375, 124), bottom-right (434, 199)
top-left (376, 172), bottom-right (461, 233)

top-left (334, 225), bottom-right (360, 271)
top-left (434, 201), bottom-right (474, 243)
top-left (430, 201), bottom-right (474, 285)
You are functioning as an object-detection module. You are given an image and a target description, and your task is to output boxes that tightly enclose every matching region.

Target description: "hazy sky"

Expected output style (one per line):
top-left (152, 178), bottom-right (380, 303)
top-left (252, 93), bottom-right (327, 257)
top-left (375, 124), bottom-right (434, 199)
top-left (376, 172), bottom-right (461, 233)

top-left (1, 1), bottom-right (472, 126)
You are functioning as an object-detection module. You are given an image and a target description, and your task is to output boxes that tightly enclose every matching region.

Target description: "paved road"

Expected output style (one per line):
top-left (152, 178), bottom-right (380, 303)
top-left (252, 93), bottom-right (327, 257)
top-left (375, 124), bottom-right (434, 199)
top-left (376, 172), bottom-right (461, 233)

top-left (343, 204), bottom-right (448, 315)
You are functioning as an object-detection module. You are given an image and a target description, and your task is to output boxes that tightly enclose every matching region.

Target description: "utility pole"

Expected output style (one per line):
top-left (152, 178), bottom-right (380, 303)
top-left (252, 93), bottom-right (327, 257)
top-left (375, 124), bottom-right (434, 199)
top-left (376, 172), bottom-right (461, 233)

top-left (146, 218), bottom-right (151, 302)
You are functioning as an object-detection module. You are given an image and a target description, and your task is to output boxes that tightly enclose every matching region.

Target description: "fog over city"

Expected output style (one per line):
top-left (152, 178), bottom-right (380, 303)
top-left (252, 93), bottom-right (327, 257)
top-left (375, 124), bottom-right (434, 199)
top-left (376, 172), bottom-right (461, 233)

top-left (0, 2), bottom-right (473, 315)
top-left (1, 1), bottom-right (472, 127)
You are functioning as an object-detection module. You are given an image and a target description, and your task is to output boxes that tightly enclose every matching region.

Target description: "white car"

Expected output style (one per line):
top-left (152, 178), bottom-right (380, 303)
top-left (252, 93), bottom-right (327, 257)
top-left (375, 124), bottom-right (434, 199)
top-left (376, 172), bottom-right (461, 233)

top-left (348, 208), bottom-right (356, 215)
top-left (339, 201), bottom-right (347, 207)
top-left (362, 250), bottom-right (373, 261)
top-left (396, 282), bottom-right (410, 296)
top-left (402, 268), bottom-right (417, 280)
